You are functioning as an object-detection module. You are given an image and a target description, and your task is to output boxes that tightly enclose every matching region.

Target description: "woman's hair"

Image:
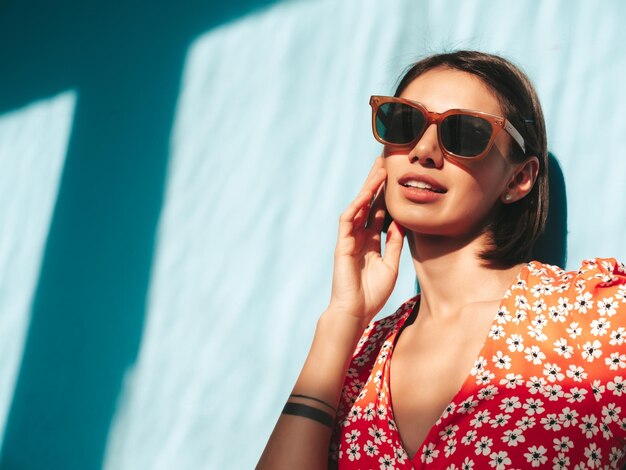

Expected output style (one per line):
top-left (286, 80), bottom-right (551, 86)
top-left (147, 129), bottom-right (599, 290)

top-left (394, 50), bottom-right (549, 267)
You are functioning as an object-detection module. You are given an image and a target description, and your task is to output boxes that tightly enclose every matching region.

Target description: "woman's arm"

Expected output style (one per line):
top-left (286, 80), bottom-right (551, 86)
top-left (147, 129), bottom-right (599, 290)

top-left (257, 157), bottom-right (405, 469)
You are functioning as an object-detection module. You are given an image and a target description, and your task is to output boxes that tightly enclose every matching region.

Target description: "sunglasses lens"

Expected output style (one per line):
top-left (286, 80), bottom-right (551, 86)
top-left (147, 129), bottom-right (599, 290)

top-left (440, 114), bottom-right (493, 157)
top-left (375, 102), bottom-right (425, 145)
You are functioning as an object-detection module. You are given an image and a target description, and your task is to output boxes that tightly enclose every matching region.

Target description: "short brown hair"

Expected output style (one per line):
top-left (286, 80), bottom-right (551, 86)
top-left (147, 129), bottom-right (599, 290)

top-left (395, 50), bottom-right (548, 266)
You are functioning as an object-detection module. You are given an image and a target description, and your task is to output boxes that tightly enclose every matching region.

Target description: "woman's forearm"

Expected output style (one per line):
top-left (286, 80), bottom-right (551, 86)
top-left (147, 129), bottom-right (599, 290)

top-left (256, 309), bottom-right (366, 470)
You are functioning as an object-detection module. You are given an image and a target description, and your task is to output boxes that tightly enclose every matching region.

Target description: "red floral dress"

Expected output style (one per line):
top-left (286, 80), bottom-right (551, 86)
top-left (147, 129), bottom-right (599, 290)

top-left (329, 258), bottom-right (626, 469)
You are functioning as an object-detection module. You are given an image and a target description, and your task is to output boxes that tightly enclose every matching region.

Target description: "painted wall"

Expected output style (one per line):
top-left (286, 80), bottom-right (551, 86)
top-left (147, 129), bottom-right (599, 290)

top-left (0, 0), bottom-right (624, 468)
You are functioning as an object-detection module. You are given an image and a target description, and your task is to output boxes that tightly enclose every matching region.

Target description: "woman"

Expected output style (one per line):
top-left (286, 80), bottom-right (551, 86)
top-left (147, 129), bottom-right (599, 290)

top-left (258, 51), bottom-right (626, 469)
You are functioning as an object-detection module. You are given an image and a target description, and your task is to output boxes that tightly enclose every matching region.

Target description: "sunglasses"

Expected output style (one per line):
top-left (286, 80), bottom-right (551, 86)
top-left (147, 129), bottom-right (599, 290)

top-left (369, 95), bottom-right (526, 161)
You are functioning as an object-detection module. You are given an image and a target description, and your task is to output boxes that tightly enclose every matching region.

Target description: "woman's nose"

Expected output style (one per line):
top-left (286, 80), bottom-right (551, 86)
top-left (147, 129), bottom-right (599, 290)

top-left (407, 124), bottom-right (443, 168)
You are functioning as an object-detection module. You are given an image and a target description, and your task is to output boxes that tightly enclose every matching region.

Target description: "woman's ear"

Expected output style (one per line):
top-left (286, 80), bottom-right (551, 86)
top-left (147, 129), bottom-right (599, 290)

top-left (501, 156), bottom-right (539, 203)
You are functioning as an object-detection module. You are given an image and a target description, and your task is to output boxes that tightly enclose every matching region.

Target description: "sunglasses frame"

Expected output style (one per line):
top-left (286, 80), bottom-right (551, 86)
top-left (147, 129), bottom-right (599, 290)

top-left (369, 95), bottom-right (526, 161)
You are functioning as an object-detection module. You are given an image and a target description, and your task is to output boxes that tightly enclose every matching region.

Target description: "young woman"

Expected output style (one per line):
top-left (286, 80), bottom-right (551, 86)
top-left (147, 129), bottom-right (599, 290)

top-left (258, 51), bottom-right (626, 469)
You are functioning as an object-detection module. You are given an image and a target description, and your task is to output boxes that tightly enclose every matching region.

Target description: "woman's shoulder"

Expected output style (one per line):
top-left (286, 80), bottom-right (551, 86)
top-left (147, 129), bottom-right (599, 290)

top-left (525, 257), bottom-right (626, 289)
top-left (518, 257), bottom-right (626, 315)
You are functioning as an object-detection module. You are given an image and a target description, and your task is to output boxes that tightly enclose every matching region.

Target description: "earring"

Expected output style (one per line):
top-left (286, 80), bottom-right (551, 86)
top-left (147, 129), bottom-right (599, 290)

top-left (504, 194), bottom-right (513, 202)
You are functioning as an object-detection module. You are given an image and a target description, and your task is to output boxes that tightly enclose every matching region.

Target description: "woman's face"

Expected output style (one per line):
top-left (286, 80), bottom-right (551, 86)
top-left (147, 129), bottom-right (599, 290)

top-left (383, 67), bottom-right (518, 239)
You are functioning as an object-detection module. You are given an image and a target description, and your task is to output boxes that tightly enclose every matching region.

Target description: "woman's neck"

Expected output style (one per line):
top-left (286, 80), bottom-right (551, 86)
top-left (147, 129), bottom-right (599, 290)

top-left (407, 230), bottom-right (525, 320)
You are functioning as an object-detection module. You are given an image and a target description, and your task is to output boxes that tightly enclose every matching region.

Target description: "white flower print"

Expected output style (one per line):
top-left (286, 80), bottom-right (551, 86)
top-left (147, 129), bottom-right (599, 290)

top-left (566, 321), bottom-right (582, 339)
top-left (368, 425), bottom-right (387, 444)
top-left (566, 365), bottom-right (587, 382)
top-left (592, 380), bottom-right (605, 400)
top-left (524, 445), bottom-right (548, 467)
top-left (548, 306), bottom-right (566, 323)
top-left (524, 346), bottom-right (546, 365)
top-left (476, 370), bottom-right (495, 385)
top-left (489, 325), bottom-right (505, 340)
top-left (597, 297), bottom-right (618, 316)
top-left (602, 403), bottom-right (621, 423)
top-left (444, 438), bottom-right (457, 457)
top-left (531, 313), bottom-right (547, 328)
top-left (379, 453), bottom-right (395, 469)
top-left (523, 397), bottom-right (545, 415)
top-left (470, 357), bottom-right (487, 376)
top-left (420, 444), bottom-right (438, 464)
top-left (552, 453), bottom-right (570, 469)
top-left (512, 309), bottom-right (527, 324)
top-left (362, 403), bottom-right (375, 421)
top-left (364, 440), bottom-right (379, 457)
top-left (497, 397), bottom-right (519, 415)
top-left (516, 415), bottom-right (536, 430)
top-left (492, 351), bottom-right (511, 369)
top-left (530, 283), bottom-right (550, 298)
top-left (478, 385), bottom-right (498, 400)
top-left (439, 424), bottom-right (460, 440)
top-left (559, 407), bottom-right (579, 427)
top-left (590, 317), bottom-right (610, 336)
top-left (489, 450), bottom-right (511, 469)
top-left (584, 442), bottom-right (602, 469)
top-left (515, 294), bottom-right (530, 309)
top-left (441, 402), bottom-right (456, 419)
top-left (461, 429), bottom-right (478, 445)
top-left (610, 327), bottom-right (626, 345)
top-left (475, 436), bottom-right (493, 456)
top-left (540, 413), bottom-right (561, 431)
top-left (582, 340), bottom-right (602, 362)
top-left (489, 413), bottom-right (511, 428)
top-left (553, 436), bottom-right (574, 453)
top-left (564, 387), bottom-right (587, 404)
top-left (394, 446), bottom-right (407, 464)
top-left (501, 428), bottom-right (525, 446)
top-left (495, 306), bottom-right (511, 324)
top-left (601, 421), bottom-right (613, 439)
top-left (500, 373), bottom-right (523, 389)
top-left (348, 406), bottom-right (361, 423)
top-left (553, 338), bottom-right (573, 358)
top-left (579, 414), bottom-right (599, 438)
top-left (543, 384), bottom-right (564, 401)
top-left (470, 410), bottom-right (490, 428)
top-left (532, 299), bottom-right (547, 313)
top-left (526, 376), bottom-right (547, 394)
top-left (345, 429), bottom-right (361, 443)
top-left (557, 296), bottom-right (574, 313)
top-left (506, 334), bottom-right (524, 352)
top-left (347, 443), bottom-right (361, 461)
top-left (607, 376), bottom-right (626, 396)
top-left (609, 446), bottom-right (626, 466)
top-left (458, 396), bottom-right (479, 414)
top-left (605, 352), bottom-right (626, 370)
top-left (617, 286), bottom-right (626, 303)
top-left (461, 456), bottom-right (475, 469)
top-left (543, 362), bottom-right (565, 382)
top-left (574, 291), bottom-right (593, 313)
top-left (527, 326), bottom-right (547, 342)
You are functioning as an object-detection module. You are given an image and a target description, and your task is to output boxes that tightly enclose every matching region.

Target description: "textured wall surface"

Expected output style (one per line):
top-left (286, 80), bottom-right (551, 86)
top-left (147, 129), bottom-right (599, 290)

top-left (0, 0), bottom-right (625, 469)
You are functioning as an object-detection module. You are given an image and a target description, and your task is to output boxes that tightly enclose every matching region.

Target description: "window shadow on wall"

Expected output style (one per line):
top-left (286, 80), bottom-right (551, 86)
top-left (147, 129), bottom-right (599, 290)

top-left (0, 1), bottom-right (278, 469)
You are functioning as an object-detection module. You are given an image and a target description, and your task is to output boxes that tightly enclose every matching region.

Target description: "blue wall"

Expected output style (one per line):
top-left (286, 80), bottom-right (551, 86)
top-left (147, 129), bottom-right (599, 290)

top-left (0, 1), bottom-right (625, 468)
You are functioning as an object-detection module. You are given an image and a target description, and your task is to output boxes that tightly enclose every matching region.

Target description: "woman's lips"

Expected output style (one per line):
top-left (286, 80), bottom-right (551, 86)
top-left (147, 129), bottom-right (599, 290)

top-left (397, 172), bottom-right (447, 203)
top-left (400, 184), bottom-right (445, 203)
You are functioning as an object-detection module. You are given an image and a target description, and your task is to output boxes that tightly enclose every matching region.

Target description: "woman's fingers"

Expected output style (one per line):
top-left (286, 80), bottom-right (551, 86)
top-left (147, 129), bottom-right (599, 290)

top-left (382, 220), bottom-right (405, 269)
top-left (365, 182), bottom-right (387, 232)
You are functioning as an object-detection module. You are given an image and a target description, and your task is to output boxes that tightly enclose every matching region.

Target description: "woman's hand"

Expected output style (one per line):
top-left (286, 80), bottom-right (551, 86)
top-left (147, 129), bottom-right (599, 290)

top-left (327, 156), bottom-right (405, 327)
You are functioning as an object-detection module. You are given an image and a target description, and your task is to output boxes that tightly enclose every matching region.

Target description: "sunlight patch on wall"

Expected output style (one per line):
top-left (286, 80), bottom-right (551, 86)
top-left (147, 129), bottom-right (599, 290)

top-left (0, 91), bottom-right (76, 451)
